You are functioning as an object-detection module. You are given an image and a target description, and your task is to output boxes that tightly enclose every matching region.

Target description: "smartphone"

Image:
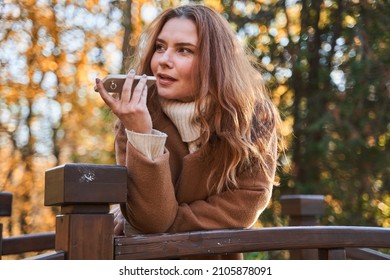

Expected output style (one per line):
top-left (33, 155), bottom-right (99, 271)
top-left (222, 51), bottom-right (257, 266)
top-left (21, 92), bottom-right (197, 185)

top-left (101, 74), bottom-right (156, 93)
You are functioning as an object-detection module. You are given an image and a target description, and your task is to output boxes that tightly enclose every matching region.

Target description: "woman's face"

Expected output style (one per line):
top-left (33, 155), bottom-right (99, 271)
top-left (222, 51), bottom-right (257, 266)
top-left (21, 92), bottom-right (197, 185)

top-left (151, 17), bottom-right (199, 102)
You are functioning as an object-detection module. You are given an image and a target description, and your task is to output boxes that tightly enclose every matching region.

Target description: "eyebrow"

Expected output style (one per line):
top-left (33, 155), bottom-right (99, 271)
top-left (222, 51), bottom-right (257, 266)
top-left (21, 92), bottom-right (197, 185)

top-left (156, 38), bottom-right (197, 48)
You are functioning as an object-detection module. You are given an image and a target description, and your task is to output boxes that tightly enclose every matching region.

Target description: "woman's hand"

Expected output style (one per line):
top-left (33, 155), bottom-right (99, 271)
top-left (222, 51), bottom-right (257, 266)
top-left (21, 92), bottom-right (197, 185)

top-left (111, 204), bottom-right (125, 236)
top-left (95, 70), bottom-right (153, 134)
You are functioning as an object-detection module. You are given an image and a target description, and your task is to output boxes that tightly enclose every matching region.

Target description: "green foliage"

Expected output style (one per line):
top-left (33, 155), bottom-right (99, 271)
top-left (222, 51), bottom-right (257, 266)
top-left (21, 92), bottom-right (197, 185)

top-left (218, 0), bottom-right (389, 227)
top-left (244, 251), bottom-right (288, 260)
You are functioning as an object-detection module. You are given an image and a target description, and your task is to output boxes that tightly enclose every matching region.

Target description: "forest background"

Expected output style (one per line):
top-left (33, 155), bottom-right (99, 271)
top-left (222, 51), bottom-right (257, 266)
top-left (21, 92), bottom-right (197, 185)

top-left (0, 0), bottom-right (389, 259)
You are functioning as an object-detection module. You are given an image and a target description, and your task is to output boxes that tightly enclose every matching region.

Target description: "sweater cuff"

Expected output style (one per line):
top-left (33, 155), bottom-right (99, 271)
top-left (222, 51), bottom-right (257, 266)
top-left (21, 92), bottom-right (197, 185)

top-left (125, 129), bottom-right (167, 160)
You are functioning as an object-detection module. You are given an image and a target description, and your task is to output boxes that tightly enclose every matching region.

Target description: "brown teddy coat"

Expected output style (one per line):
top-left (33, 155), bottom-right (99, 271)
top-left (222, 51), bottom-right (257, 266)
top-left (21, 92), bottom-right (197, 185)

top-left (115, 100), bottom-right (277, 260)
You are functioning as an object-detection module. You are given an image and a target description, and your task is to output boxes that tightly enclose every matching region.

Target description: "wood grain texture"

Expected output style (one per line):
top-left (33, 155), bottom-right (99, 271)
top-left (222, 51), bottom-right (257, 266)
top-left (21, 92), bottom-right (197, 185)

top-left (114, 226), bottom-right (390, 259)
top-left (2, 232), bottom-right (55, 255)
top-left (44, 163), bottom-right (127, 206)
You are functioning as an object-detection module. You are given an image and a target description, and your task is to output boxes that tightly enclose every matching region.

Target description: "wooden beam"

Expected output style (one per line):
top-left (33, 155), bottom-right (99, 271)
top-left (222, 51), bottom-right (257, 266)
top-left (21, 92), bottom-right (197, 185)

top-left (44, 163), bottom-right (127, 206)
top-left (280, 194), bottom-right (326, 259)
top-left (45, 164), bottom-right (127, 260)
top-left (346, 248), bottom-right (390, 260)
top-left (114, 226), bottom-right (390, 259)
top-left (280, 194), bottom-right (325, 225)
top-left (319, 248), bottom-right (346, 260)
top-left (2, 232), bottom-right (55, 256)
top-left (26, 250), bottom-right (66, 260)
top-left (55, 214), bottom-right (113, 260)
top-left (0, 192), bottom-right (12, 217)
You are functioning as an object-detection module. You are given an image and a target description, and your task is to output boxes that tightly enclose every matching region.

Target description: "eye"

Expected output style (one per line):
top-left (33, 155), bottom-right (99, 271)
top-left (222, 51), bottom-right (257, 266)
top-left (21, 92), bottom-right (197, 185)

top-left (155, 43), bottom-right (165, 52)
top-left (179, 48), bottom-right (193, 54)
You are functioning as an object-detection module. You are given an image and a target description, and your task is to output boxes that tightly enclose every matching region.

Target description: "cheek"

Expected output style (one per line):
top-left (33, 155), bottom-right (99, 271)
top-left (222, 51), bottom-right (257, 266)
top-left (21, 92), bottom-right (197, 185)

top-left (190, 62), bottom-right (201, 94)
top-left (188, 61), bottom-right (199, 83)
top-left (181, 60), bottom-right (195, 79)
top-left (150, 55), bottom-right (158, 75)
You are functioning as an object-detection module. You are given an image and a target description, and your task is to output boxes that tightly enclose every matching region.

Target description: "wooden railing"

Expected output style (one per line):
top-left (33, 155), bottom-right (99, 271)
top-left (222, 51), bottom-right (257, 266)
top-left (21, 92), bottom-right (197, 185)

top-left (0, 192), bottom-right (12, 259)
top-left (0, 191), bottom-right (57, 259)
top-left (113, 226), bottom-right (390, 260)
top-left (1, 163), bottom-right (390, 260)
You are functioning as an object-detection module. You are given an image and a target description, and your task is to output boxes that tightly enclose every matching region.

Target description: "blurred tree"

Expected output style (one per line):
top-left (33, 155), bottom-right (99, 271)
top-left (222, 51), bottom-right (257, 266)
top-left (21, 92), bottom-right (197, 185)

top-left (0, 0), bottom-right (184, 246)
top-left (217, 0), bottom-right (389, 227)
top-left (0, 0), bottom-right (125, 238)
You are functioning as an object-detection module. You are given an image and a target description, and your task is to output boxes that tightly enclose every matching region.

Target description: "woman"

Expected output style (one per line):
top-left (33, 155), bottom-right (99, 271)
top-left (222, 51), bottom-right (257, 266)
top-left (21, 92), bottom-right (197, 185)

top-left (95, 4), bottom-right (281, 259)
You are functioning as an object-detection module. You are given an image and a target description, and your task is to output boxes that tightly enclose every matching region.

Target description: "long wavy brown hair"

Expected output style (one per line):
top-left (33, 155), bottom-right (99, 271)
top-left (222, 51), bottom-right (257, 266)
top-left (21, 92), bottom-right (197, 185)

top-left (127, 4), bottom-right (282, 193)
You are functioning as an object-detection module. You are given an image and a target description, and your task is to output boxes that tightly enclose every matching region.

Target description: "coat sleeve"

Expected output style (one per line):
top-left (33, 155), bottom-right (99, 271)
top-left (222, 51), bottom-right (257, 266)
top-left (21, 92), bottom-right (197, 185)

top-left (168, 131), bottom-right (277, 233)
top-left (116, 121), bottom-right (277, 234)
top-left (115, 121), bottom-right (179, 233)
top-left (167, 168), bottom-right (273, 233)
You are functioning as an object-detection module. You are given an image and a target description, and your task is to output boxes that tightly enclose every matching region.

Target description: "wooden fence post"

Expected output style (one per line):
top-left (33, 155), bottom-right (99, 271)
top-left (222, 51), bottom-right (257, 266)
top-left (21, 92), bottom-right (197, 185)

top-left (44, 164), bottom-right (127, 260)
top-left (280, 194), bottom-right (325, 259)
top-left (0, 192), bottom-right (13, 260)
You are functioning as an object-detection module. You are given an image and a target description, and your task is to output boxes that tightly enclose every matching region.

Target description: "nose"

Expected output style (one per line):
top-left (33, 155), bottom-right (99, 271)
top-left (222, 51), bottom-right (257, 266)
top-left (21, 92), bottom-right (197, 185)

top-left (158, 50), bottom-right (173, 68)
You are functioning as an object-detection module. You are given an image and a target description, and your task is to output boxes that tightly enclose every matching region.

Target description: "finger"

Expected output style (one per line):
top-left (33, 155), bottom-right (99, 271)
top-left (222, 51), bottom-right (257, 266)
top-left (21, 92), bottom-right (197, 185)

top-left (113, 216), bottom-right (122, 229)
top-left (121, 69), bottom-right (136, 103)
top-left (139, 83), bottom-right (148, 104)
top-left (95, 78), bottom-right (116, 108)
top-left (130, 74), bottom-right (148, 106)
top-left (110, 204), bottom-right (119, 213)
top-left (114, 223), bottom-right (124, 236)
top-left (114, 213), bottom-right (120, 223)
top-left (114, 212), bottom-right (122, 222)
top-left (113, 210), bottom-right (119, 219)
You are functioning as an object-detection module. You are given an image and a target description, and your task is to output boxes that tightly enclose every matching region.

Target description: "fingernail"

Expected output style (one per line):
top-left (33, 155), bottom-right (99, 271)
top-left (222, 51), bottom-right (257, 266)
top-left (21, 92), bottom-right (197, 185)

top-left (95, 78), bottom-right (100, 84)
top-left (142, 74), bottom-right (147, 78)
top-left (128, 69), bottom-right (135, 75)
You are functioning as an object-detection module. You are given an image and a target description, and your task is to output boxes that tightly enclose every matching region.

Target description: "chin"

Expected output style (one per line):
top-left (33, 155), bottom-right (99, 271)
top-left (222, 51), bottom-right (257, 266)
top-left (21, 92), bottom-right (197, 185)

top-left (157, 92), bottom-right (176, 100)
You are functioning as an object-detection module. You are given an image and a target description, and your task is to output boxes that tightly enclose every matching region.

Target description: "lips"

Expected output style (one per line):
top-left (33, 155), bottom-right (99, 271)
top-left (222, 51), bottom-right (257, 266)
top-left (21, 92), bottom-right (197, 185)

top-left (157, 73), bottom-right (177, 86)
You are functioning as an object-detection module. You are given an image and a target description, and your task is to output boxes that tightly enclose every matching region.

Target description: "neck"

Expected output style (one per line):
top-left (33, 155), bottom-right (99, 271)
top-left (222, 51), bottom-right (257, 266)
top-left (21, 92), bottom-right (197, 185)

top-left (159, 97), bottom-right (201, 143)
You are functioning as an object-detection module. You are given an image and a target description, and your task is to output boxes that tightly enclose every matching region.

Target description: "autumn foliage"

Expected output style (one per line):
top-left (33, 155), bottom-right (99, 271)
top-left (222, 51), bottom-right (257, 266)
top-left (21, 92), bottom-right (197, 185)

top-left (0, 0), bottom-right (389, 252)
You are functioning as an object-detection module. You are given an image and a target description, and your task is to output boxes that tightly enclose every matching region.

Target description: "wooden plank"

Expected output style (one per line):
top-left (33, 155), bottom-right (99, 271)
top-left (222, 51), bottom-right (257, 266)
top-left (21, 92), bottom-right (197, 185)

top-left (55, 215), bottom-right (70, 258)
top-left (114, 226), bottom-right (390, 259)
top-left (289, 249), bottom-right (319, 260)
top-left (1, 232), bottom-right (55, 256)
top-left (280, 194), bottom-right (325, 216)
top-left (45, 163), bottom-right (127, 206)
top-left (55, 214), bottom-right (114, 260)
top-left (26, 250), bottom-right (66, 260)
top-left (281, 195), bottom-right (325, 259)
top-left (0, 224), bottom-right (2, 259)
top-left (319, 248), bottom-right (346, 260)
top-left (0, 192), bottom-right (13, 217)
top-left (328, 249), bottom-right (346, 260)
top-left (346, 248), bottom-right (390, 260)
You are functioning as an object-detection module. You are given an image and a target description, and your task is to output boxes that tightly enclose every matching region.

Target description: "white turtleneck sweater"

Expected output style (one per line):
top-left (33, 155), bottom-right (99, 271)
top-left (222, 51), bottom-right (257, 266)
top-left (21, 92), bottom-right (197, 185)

top-left (125, 98), bottom-right (201, 160)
